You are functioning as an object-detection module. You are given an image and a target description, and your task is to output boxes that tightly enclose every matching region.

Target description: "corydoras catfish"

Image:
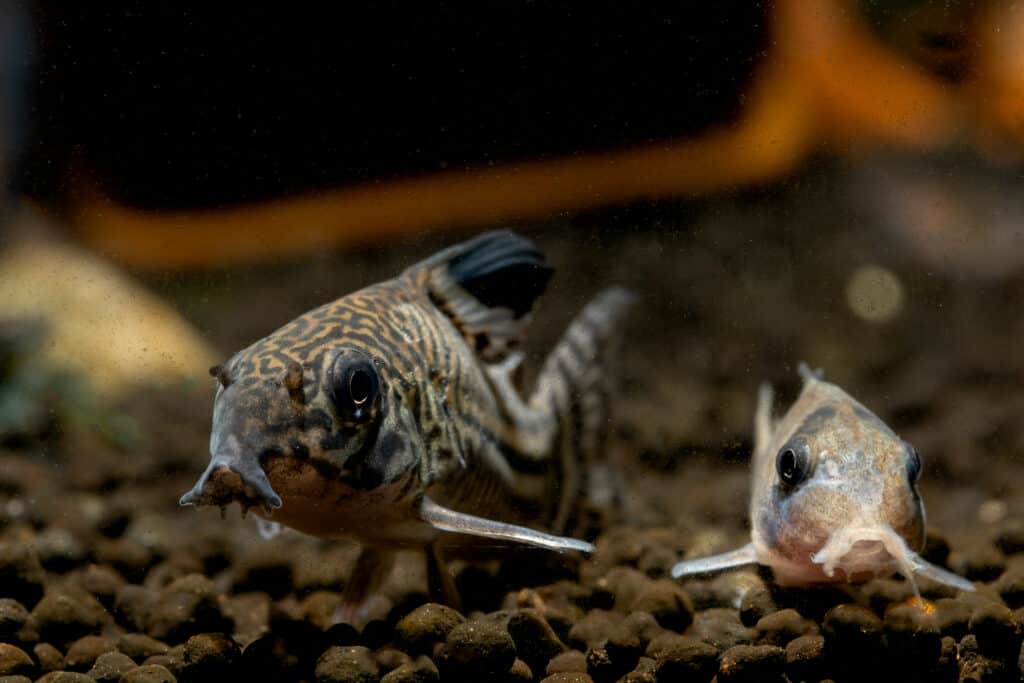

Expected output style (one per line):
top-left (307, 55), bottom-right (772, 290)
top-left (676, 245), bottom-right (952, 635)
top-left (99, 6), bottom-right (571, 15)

top-left (671, 365), bottom-right (973, 594)
top-left (180, 231), bottom-right (634, 613)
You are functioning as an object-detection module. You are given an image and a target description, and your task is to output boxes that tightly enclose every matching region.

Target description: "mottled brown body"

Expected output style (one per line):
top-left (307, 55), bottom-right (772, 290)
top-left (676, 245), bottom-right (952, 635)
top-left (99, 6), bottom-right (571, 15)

top-left (181, 231), bottom-right (634, 611)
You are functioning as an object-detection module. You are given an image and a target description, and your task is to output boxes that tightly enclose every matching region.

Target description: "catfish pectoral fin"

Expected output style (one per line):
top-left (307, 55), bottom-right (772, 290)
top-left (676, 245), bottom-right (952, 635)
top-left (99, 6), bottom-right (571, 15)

top-left (417, 497), bottom-right (594, 554)
top-left (910, 554), bottom-right (975, 592)
top-left (671, 543), bottom-right (760, 579)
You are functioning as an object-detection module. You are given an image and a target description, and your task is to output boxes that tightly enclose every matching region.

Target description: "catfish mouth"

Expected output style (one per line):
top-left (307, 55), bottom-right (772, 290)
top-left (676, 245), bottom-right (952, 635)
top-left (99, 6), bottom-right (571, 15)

top-left (179, 444), bottom-right (282, 515)
top-left (810, 525), bottom-right (916, 586)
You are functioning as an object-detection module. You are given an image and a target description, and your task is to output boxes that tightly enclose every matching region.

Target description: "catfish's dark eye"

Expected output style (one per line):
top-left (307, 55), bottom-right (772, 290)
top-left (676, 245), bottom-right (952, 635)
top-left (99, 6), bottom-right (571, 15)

top-left (905, 442), bottom-right (922, 483)
top-left (329, 352), bottom-right (379, 422)
top-left (776, 443), bottom-right (809, 487)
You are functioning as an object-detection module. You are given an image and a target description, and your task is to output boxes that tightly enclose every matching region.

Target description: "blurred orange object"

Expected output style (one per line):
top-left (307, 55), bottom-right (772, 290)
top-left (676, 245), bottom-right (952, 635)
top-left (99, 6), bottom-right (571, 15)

top-left (67, 0), bottom-right (1010, 271)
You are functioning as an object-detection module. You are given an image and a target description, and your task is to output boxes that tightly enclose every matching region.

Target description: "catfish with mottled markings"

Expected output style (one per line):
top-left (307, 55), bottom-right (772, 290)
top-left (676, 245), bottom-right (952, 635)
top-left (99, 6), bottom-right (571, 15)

top-left (180, 231), bottom-right (634, 615)
top-left (671, 365), bottom-right (974, 594)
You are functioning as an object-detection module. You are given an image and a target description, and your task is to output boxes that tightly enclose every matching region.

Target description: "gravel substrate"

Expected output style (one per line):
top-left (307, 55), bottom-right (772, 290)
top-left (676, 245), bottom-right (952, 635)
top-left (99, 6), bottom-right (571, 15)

top-left (0, 438), bottom-right (1022, 683)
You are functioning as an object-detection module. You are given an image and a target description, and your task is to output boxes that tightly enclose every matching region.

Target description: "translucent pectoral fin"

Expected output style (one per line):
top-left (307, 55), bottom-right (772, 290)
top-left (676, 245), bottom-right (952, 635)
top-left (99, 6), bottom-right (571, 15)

top-left (417, 497), bottom-right (594, 554)
top-left (910, 554), bottom-right (975, 592)
top-left (671, 543), bottom-right (760, 579)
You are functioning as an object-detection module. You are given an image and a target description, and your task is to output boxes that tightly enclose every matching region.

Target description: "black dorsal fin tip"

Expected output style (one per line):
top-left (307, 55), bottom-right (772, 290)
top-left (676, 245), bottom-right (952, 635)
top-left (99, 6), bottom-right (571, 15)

top-left (447, 231), bottom-right (553, 317)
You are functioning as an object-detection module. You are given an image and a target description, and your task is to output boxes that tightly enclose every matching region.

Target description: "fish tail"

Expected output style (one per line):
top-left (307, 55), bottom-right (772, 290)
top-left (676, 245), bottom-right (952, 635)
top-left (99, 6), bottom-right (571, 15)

top-left (531, 286), bottom-right (635, 535)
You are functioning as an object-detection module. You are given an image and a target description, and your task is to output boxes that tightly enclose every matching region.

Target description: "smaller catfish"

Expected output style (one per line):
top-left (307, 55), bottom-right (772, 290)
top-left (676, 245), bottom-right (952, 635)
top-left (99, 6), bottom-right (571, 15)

top-left (671, 365), bottom-right (974, 594)
top-left (179, 231), bottom-right (633, 615)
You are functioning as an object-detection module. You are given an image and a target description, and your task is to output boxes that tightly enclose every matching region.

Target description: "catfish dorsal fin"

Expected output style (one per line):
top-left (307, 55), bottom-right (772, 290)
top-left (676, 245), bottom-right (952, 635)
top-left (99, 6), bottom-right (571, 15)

top-left (417, 231), bottom-right (553, 361)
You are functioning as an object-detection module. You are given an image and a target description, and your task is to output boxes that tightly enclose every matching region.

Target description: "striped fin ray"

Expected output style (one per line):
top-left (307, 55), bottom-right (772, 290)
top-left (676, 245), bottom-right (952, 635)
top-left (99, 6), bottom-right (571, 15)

top-left (530, 286), bottom-right (636, 533)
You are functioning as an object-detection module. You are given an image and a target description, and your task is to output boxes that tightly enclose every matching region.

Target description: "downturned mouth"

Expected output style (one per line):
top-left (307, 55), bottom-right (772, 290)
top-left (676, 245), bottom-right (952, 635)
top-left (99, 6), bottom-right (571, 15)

top-left (179, 450), bottom-right (282, 513)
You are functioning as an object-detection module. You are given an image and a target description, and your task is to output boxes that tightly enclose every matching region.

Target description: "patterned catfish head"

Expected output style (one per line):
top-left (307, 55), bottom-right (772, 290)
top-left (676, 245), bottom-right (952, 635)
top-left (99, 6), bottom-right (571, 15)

top-left (179, 231), bottom-right (555, 543)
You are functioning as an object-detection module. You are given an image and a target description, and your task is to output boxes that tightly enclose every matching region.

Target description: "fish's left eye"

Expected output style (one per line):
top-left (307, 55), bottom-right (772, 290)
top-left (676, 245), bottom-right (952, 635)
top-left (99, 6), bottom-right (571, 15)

top-left (329, 351), bottom-right (380, 423)
top-left (776, 441), bottom-right (810, 487)
top-left (905, 442), bottom-right (922, 483)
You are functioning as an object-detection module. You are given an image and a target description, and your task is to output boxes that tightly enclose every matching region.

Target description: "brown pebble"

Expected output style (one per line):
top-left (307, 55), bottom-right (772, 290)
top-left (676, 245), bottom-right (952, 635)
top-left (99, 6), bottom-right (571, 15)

top-left (35, 528), bottom-right (87, 573)
top-left (603, 568), bottom-right (652, 613)
top-left (33, 643), bottom-right (65, 673)
top-left (85, 651), bottom-right (136, 682)
top-left (0, 599), bottom-right (29, 641)
top-left (379, 654), bottom-right (439, 683)
top-left (567, 610), bottom-right (619, 650)
top-left (314, 645), bottom-right (379, 683)
top-left (0, 543), bottom-right (46, 608)
top-left (546, 650), bottom-right (588, 675)
top-left (112, 586), bottom-right (154, 633)
top-left (439, 618), bottom-right (516, 677)
top-left (0, 675), bottom-right (32, 683)
top-left (584, 647), bottom-right (617, 683)
top-left (232, 541), bottom-right (295, 598)
top-left (145, 574), bottom-right (231, 643)
top-left (181, 632), bottom-right (239, 680)
top-left (968, 601), bottom-right (1023, 659)
top-left (374, 647), bottom-right (410, 673)
top-left (950, 543), bottom-right (1005, 583)
top-left (73, 565), bottom-right (125, 610)
top-left (605, 619), bottom-right (644, 675)
top-left (35, 673), bottom-right (98, 683)
top-left (652, 636), bottom-right (718, 682)
top-left (507, 609), bottom-right (566, 675)
top-left (64, 635), bottom-right (116, 671)
top-left (0, 644), bottom-right (33, 677)
top-left (394, 603), bottom-right (465, 654)
top-left (31, 589), bottom-right (110, 645)
top-left (117, 634), bottom-right (169, 661)
top-left (933, 598), bottom-right (971, 640)
top-left (738, 585), bottom-right (778, 627)
top-left (884, 603), bottom-right (941, 671)
top-left (93, 538), bottom-right (153, 583)
top-left (507, 657), bottom-right (533, 682)
top-left (120, 664), bottom-right (177, 683)
top-left (689, 609), bottom-right (757, 651)
top-left (629, 580), bottom-right (694, 632)
top-left (755, 609), bottom-right (818, 647)
top-left (141, 644), bottom-right (185, 678)
top-left (717, 644), bottom-right (784, 683)
top-left (540, 674), bottom-right (594, 683)
top-left (784, 635), bottom-right (825, 683)
top-left (621, 656), bottom-right (656, 683)
top-left (957, 633), bottom-right (1008, 682)
top-left (822, 603), bottom-right (883, 670)
top-left (994, 563), bottom-right (1024, 609)
top-left (300, 591), bottom-right (343, 630)
top-left (224, 592), bottom-right (269, 647)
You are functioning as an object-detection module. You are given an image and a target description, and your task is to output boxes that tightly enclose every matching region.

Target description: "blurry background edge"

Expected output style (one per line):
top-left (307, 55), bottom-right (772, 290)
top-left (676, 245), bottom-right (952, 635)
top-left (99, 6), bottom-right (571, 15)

top-left (7, 0), bottom-right (1023, 270)
top-left (2, 0), bottom-right (1024, 414)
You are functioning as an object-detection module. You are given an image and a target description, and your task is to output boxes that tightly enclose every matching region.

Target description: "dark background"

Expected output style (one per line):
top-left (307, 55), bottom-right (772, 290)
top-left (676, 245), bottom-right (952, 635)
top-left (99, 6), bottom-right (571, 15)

top-left (17, 2), bottom-right (768, 208)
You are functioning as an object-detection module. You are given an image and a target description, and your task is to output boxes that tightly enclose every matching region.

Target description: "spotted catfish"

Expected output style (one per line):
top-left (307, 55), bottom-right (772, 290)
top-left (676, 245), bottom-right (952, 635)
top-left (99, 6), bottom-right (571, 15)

top-left (180, 231), bottom-right (634, 608)
top-left (671, 365), bottom-right (974, 594)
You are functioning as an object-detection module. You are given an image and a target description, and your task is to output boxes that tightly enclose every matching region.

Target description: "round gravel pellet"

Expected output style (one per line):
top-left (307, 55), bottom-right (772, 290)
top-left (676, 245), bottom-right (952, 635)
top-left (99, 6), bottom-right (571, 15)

top-left (716, 644), bottom-right (785, 683)
top-left (181, 632), bottom-right (239, 681)
top-left (652, 636), bottom-right (718, 683)
top-left (394, 603), bottom-right (464, 655)
top-left (0, 599), bottom-right (29, 641)
top-left (0, 644), bottom-right (33, 677)
top-left (85, 651), bottom-right (137, 682)
top-left (629, 580), bottom-right (694, 632)
top-left (437, 618), bottom-right (516, 678)
top-left (120, 664), bottom-right (178, 683)
top-left (784, 634), bottom-right (826, 683)
top-left (379, 654), bottom-right (439, 683)
top-left (507, 609), bottom-right (566, 675)
top-left (314, 645), bottom-right (379, 683)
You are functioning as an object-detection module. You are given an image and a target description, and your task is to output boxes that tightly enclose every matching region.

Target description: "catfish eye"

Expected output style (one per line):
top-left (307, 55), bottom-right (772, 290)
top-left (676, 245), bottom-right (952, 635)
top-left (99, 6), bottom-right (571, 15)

top-left (905, 442), bottom-right (922, 483)
top-left (329, 352), bottom-right (379, 422)
top-left (776, 443), bottom-right (809, 487)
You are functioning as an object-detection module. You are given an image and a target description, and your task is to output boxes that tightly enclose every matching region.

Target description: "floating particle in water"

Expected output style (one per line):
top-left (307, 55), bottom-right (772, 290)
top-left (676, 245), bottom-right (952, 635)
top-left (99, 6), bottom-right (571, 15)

top-left (845, 265), bottom-right (904, 323)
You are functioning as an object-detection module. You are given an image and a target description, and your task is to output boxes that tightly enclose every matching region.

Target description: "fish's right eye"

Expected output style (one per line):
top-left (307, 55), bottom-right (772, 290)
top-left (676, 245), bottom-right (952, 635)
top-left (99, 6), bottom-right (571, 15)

top-left (329, 351), bottom-right (380, 423)
top-left (776, 443), bottom-right (809, 487)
